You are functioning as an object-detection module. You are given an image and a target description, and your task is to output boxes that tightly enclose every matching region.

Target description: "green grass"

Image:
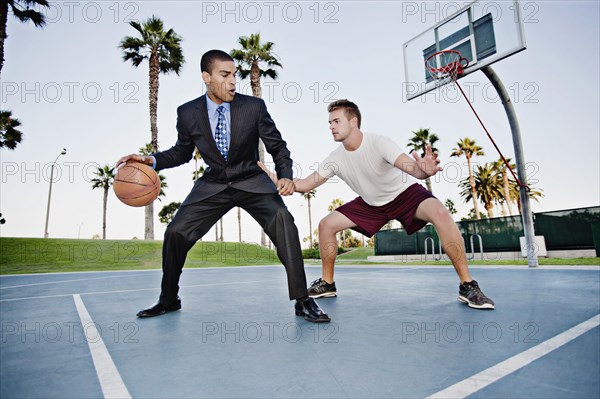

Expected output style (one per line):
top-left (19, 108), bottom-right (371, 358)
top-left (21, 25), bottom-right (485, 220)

top-left (0, 237), bottom-right (280, 275)
top-left (337, 247), bottom-right (375, 259)
top-left (353, 258), bottom-right (600, 266)
top-left (1, 238), bottom-right (597, 275)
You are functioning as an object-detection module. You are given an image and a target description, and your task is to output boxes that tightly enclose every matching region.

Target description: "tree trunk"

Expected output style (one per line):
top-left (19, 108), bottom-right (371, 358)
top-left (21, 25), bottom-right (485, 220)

top-left (307, 197), bottom-right (313, 248)
top-left (215, 222), bottom-right (218, 241)
top-left (219, 218), bottom-right (224, 241)
top-left (145, 204), bottom-right (154, 240)
top-left (467, 156), bottom-right (481, 220)
top-left (250, 62), bottom-right (262, 98)
top-left (485, 203), bottom-right (495, 218)
top-left (145, 50), bottom-right (160, 240)
top-left (425, 177), bottom-right (433, 193)
top-left (0, 0), bottom-right (8, 77)
top-left (502, 170), bottom-right (513, 216)
top-left (102, 187), bottom-right (108, 239)
top-left (251, 62), bottom-right (268, 247)
top-left (237, 208), bottom-right (242, 242)
top-left (149, 50), bottom-right (160, 153)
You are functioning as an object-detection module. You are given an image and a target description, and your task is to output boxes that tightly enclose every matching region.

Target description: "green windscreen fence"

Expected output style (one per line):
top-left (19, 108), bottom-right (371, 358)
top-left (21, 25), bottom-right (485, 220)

top-left (535, 207), bottom-right (600, 250)
top-left (374, 206), bottom-right (599, 255)
top-left (459, 215), bottom-right (524, 253)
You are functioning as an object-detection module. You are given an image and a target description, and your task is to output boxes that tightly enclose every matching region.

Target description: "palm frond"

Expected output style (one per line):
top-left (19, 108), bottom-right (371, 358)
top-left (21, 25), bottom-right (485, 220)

top-left (230, 33), bottom-right (282, 85)
top-left (120, 16), bottom-right (185, 73)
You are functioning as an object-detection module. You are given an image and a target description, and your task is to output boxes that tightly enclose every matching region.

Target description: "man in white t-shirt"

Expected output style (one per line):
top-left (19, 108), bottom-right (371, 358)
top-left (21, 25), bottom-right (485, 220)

top-left (261, 99), bottom-right (494, 309)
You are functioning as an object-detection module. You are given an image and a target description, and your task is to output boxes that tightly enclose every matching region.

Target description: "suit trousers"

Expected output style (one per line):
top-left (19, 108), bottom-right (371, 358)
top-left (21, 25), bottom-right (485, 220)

top-left (159, 187), bottom-right (308, 305)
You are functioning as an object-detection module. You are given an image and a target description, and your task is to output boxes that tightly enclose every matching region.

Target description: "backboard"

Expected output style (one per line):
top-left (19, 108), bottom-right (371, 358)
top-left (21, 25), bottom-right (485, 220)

top-left (403, 0), bottom-right (527, 101)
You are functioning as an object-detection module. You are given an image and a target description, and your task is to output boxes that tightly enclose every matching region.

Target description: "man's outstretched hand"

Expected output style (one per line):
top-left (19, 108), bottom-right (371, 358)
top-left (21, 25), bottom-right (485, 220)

top-left (411, 145), bottom-right (442, 177)
top-left (258, 161), bottom-right (295, 196)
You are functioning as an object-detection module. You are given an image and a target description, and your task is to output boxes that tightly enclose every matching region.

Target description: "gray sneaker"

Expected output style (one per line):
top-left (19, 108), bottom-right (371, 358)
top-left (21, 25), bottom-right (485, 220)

top-left (308, 278), bottom-right (337, 298)
top-left (458, 280), bottom-right (495, 309)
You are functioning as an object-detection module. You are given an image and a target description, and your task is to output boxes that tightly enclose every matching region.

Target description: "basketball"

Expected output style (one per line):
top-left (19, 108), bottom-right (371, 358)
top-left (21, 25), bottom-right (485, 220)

top-left (113, 161), bottom-right (161, 207)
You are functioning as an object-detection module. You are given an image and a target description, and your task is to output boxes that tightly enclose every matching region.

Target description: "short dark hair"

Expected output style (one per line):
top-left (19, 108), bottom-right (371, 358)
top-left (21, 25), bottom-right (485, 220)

top-left (201, 50), bottom-right (234, 73)
top-left (328, 99), bottom-right (361, 128)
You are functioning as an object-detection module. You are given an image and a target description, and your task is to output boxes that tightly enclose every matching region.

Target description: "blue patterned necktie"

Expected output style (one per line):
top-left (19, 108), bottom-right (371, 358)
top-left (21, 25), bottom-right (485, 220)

top-left (215, 105), bottom-right (229, 160)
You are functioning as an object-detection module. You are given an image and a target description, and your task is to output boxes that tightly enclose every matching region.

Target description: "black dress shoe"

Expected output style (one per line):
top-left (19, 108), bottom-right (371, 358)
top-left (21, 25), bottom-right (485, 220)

top-left (295, 297), bottom-right (331, 323)
top-left (136, 298), bottom-right (181, 317)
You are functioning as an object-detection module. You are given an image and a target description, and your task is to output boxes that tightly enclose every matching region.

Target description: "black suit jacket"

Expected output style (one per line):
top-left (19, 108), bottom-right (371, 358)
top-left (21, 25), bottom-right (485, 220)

top-left (153, 93), bottom-right (293, 206)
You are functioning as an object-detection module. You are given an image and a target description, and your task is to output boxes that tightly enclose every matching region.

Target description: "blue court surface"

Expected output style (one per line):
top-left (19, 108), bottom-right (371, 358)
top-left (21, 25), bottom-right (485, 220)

top-left (1, 264), bottom-right (599, 399)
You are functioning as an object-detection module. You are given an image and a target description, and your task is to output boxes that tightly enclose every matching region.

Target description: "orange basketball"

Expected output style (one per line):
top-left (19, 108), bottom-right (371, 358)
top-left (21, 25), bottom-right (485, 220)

top-left (113, 161), bottom-right (161, 207)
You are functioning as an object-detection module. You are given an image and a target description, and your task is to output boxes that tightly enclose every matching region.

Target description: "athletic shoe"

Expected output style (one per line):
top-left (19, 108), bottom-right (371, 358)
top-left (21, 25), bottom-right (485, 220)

top-left (458, 280), bottom-right (495, 309)
top-left (308, 278), bottom-right (337, 298)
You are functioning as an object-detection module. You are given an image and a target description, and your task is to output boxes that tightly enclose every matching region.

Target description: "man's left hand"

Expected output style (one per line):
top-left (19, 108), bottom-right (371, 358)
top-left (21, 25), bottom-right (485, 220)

top-left (412, 144), bottom-right (443, 177)
top-left (277, 178), bottom-right (296, 196)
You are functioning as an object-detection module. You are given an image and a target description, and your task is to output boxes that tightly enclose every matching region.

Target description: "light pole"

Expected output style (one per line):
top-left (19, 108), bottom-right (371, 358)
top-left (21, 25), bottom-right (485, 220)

top-left (44, 148), bottom-right (67, 238)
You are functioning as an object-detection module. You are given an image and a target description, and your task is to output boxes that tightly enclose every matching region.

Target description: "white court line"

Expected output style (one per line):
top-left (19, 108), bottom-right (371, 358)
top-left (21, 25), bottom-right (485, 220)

top-left (427, 314), bottom-right (600, 399)
top-left (73, 294), bottom-right (131, 399)
top-left (0, 278), bottom-right (281, 302)
top-left (0, 275), bottom-right (143, 290)
top-left (0, 264), bottom-right (280, 278)
top-left (0, 266), bottom-right (285, 289)
top-left (0, 289), bottom-right (157, 303)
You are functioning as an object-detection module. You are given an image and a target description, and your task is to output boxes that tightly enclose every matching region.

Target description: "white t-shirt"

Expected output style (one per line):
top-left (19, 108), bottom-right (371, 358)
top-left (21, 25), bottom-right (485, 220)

top-left (317, 133), bottom-right (420, 206)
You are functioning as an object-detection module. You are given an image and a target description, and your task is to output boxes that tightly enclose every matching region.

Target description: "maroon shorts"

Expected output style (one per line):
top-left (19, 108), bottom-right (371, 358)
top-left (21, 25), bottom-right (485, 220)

top-left (336, 183), bottom-right (436, 237)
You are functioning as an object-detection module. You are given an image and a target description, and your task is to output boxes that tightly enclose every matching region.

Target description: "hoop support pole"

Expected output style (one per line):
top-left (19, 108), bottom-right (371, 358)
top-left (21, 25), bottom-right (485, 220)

top-left (479, 65), bottom-right (538, 268)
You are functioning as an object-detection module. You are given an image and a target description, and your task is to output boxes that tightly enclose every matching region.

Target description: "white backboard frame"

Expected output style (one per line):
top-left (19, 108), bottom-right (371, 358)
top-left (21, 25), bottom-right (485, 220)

top-left (403, 0), bottom-right (527, 101)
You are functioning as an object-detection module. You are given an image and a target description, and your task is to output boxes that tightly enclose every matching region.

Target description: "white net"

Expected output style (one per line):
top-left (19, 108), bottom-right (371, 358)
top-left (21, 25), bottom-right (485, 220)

top-left (425, 50), bottom-right (468, 88)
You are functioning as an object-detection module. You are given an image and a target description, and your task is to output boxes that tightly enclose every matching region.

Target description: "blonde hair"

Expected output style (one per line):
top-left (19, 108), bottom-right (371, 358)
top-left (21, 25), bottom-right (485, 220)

top-left (327, 99), bottom-right (361, 128)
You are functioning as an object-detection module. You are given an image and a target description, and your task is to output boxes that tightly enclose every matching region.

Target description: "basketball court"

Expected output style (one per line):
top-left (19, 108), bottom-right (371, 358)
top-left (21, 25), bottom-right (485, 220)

top-left (2, 1), bottom-right (598, 398)
top-left (1, 264), bottom-right (599, 398)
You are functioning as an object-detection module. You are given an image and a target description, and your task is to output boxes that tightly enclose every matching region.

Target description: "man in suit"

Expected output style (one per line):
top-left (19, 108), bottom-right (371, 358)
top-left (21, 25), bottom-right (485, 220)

top-left (117, 49), bottom-right (330, 323)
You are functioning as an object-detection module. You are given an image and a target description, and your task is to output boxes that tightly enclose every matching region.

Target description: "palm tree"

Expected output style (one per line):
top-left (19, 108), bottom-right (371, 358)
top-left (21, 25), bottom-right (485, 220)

top-left (0, 110), bottom-right (23, 149)
top-left (406, 128), bottom-right (439, 192)
top-left (302, 189), bottom-right (317, 248)
top-left (119, 16), bottom-right (184, 240)
top-left (219, 218), bottom-right (224, 242)
top-left (237, 210), bottom-right (243, 242)
top-left (0, 0), bottom-right (49, 76)
top-left (459, 163), bottom-right (503, 218)
top-left (508, 180), bottom-right (544, 214)
top-left (91, 165), bottom-right (115, 240)
top-left (492, 157), bottom-right (517, 216)
top-left (230, 33), bottom-right (282, 247)
top-left (192, 148), bottom-right (205, 181)
top-left (327, 198), bottom-right (344, 213)
top-left (303, 228), bottom-right (318, 249)
top-left (328, 198), bottom-right (345, 244)
top-left (451, 137), bottom-right (485, 220)
top-left (230, 33), bottom-right (282, 100)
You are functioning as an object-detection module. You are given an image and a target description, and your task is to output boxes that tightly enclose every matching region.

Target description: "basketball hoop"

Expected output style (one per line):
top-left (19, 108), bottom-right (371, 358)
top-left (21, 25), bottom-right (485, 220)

top-left (425, 50), bottom-right (469, 86)
top-left (424, 49), bottom-right (527, 189)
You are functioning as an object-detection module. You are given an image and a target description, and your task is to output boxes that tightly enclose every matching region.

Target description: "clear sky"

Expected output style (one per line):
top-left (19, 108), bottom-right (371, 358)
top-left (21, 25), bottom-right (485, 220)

top-left (1, 0), bottom-right (598, 246)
